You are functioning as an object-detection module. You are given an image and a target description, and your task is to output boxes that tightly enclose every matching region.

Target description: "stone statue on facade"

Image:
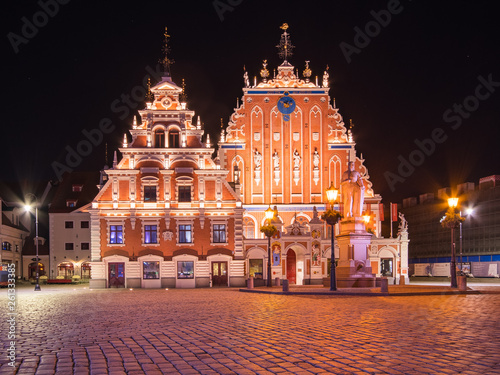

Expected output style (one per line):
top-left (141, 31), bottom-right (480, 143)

top-left (340, 161), bottom-right (365, 218)
top-left (398, 212), bottom-right (408, 232)
top-left (254, 149), bottom-right (262, 170)
top-left (293, 149), bottom-right (301, 170)
top-left (313, 149), bottom-right (320, 169)
top-left (273, 151), bottom-right (280, 170)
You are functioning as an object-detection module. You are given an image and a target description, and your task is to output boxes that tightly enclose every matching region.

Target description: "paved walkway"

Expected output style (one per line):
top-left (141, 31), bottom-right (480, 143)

top-left (2, 283), bottom-right (500, 374)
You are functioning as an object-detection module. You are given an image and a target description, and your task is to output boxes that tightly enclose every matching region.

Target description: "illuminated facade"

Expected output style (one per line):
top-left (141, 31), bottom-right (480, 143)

top-left (89, 26), bottom-right (409, 288)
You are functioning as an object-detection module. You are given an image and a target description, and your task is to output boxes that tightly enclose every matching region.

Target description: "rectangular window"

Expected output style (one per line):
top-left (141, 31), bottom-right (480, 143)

top-left (178, 186), bottom-right (191, 202)
top-left (144, 225), bottom-right (157, 244)
top-left (81, 221), bottom-right (89, 229)
top-left (65, 243), bottom-right (74, 250)
top-left (249, 259), bottom-right (263, 279)
top-left (110, 225), bottom-right (123, 244)
top-left (66, 200), bottom-right (77, 208)
top-left (144, 186), bottom-right (157, 202)
top-left (179, 225), bottom-right (192, 243)
top-left (177, 261), bottom-right (194, 279)
top-left (143, 261), bottom-right (160, 279)
top-left (81, 243), bottom-right (90, 250)
top-left (65, 221), bottom-right (74, 229)
top-left (213, 224), bottom-right (226, 243)
top-left (72, 185), bottom-right (83, 192)
top-left (2, 242), bottom-right (11, 251)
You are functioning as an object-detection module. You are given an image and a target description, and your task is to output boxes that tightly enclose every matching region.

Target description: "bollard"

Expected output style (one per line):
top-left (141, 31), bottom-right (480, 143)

top-left (282, 279), bottom-right (289, 292)
top-left (399, 276), bottom-right (406, 285)
top-left (380, 277), bottom-right (389, 293)
top-left (247, 276), bottom-right (254, 289)
top-left (458, 275), bottom-right (467, 291)
top-left (275, 277), bottom-right (281, 287)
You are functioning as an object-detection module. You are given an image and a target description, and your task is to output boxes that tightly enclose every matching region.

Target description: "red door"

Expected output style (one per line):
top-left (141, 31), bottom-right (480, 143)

top-left (286, 250), bottom-right (296, 284)
top-left (108, 263), bottom-right (125, 288)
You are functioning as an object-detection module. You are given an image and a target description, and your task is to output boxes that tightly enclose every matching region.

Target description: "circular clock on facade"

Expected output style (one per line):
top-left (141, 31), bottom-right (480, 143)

top-left (277, 93), bottom-right (296, 115)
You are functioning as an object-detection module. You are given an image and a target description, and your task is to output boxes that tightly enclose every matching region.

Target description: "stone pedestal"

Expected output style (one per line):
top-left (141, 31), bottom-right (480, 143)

top-left (335, 218), bottom-right (376, 288)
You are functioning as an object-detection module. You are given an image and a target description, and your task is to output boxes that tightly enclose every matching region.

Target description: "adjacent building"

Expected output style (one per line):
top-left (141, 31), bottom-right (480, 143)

top-left (401, 175), bottom-right (500, 277)
top-left (48, 172), bottom-right (99, 280)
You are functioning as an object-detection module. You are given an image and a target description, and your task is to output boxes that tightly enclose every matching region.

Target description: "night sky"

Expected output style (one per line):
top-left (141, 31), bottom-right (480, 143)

top-left (3, 0), bottom-right (499, 202)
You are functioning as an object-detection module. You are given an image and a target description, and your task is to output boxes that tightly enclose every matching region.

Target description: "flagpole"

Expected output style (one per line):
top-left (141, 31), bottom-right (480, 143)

top-left (390, 203), bottom-right (393, 238)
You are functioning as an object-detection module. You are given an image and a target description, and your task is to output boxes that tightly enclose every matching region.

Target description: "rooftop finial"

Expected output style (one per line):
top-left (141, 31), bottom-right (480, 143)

top-left (180, 78), bottom-right (187, 103)
top-left (303, 60), bottom-right (311, 83)
top-left (260, 60), bottom-right (269, 83)
top-left (160, 26), bottom-right (174, 75)
top-left (146, 78), bottom-right (154, 105)
top-left (276, 23), bottom-right (294, 62)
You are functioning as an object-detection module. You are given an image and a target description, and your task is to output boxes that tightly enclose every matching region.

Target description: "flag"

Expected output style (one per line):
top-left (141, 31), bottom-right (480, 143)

top-left (379, 203), bottom-right (384, 221)
top-left (391, 203), bottom-right (398, 222)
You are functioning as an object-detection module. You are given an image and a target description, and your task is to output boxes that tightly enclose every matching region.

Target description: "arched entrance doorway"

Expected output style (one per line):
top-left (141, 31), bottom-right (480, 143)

top-left (286, 249), bottom-right (296, 284)
top-left (28, 262), bottom-right (45, 279)
top-left (57, 262), bottom-right (74, 279)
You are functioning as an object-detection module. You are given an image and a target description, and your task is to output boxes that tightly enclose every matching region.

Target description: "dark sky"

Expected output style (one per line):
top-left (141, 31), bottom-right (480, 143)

top-left (3, 0), bottom-right (499, 202)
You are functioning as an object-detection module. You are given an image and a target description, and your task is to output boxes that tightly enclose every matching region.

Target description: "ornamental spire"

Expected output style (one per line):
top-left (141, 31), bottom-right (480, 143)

top-left (160, 26), bottom-right (174, 76)
top-left (276, 23), bottom-right (294, 62)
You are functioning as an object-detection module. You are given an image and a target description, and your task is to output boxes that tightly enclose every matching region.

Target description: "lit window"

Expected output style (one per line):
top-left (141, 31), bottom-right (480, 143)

top-left (110, 225), bottom-right (123, 244)
top-left (169, 129), bottom-right (180, 148)
top-left (81, 221), bottom-right (89, 229)
top-left (2, 242), bottom-right (12, 251)
top-left (65, 243), bottom-right (74, 250)
top-left (66, 200), bottom-right (77, 207)
top-left (179, 225), bottom-right (192, 243)
top-left (144, 225), bottom-right (157, 244)
top-left (144, 186), bottom-right (157, 202)
top-left (213, 224), bottom-right (226, 243)
top-left (178, 186), bottom-right (191, 202)
top-left (72, 185), bottom-right (83, 192)
top-left (81, 243), bottom-right (90, 250)
top-left (65, 221), bottom-right (74, 229)
top-left (143, 261), bottom-right (160, 279)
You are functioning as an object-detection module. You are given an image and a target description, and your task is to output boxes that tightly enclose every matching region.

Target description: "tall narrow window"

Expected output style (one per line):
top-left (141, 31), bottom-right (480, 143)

top-left (144, 186), bottom-right (157, 202)
top-left (213, 224), bottom-right (226, 243)
top-left (178, 186), bottom-right (191, 202)
top-left (169, 130), bottom-right (180, 148)
top-left (179, 225), bottom-right (192, 243)
top-left (154, 129), bottom-right (165, 148)
top-left (145, 225), bottom-right (157, 244)
top-left (110, 225), bottom-right (123, 244)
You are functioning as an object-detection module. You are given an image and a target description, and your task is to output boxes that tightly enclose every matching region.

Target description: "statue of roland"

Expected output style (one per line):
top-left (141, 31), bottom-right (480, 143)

top-left (340, 161), bottom-right (365, 218)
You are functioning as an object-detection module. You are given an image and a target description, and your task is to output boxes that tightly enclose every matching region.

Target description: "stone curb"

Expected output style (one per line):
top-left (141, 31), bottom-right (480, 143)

top-left (239, 288), bottom-right (485, 296)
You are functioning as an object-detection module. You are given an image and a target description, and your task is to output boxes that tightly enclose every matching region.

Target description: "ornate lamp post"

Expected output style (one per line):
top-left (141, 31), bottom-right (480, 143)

top-left (24, 194), bottom-right (41, 291)
top-left (261, 205), bottom-right (277, 287)
top-left (441, 198), bottom-right (464, 288)
top-left (323, 182), bottom-right (342, 291)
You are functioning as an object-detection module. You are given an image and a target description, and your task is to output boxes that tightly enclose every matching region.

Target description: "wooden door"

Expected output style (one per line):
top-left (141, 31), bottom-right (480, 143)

top-left (212, 261), bottom-right (228, 287)
top-left (286, 250), bottom-right (296, 284)
top-left (108, 263), bottom-right (125, 288)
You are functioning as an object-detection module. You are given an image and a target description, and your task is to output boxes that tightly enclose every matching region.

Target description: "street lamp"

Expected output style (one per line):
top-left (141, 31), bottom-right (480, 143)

top-left (264, 205), bottom-right (276, 287)
top-left (324, 182), bottom-right (341, 291)
top-left (24, 194), bottom-right (41, 291)
top-left (460, 208), bottom-right (474, 275)
top-left (441, 197), bottom-right (464, 288)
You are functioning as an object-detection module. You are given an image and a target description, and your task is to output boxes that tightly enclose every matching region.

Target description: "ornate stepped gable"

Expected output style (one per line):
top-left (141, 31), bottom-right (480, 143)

top-left (218, 26), bottom-right (375, 207)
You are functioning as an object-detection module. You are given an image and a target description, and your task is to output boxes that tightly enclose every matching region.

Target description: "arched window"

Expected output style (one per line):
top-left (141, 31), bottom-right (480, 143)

top-left (154, 129), bottom-right (165, 148)
top-left (243, 216), bottom-right (256, 239)
top-left (168, 129), bottom-right (180, 148)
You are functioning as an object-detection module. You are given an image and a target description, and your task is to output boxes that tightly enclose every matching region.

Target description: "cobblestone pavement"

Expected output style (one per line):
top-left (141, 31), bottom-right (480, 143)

top-left (2, 284), bottom-right (500, 374)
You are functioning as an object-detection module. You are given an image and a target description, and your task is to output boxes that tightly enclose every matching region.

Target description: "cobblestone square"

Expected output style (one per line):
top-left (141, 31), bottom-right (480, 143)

top-left (2, 284), bottom-right (500, 374)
